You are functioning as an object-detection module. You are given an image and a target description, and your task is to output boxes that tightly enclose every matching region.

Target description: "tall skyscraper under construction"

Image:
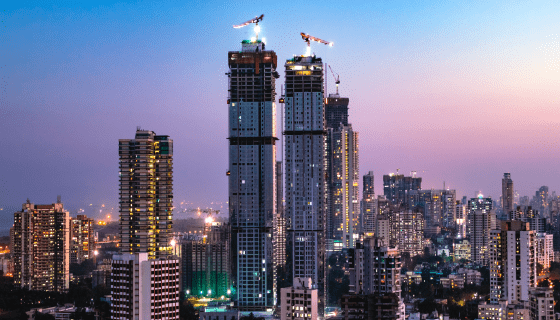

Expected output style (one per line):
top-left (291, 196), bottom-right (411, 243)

top-left (325, 90), bottom-right (359, 250)
top-left (227, 39), bottom-right (278, 309)
top-left (284, 54), bottom-right (326, 312)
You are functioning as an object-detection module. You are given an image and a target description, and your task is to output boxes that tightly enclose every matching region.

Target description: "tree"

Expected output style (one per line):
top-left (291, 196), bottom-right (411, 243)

top-left (240, 312), bottom-right (264, 320)
top-left (180, 300), bottom-right (197, 320)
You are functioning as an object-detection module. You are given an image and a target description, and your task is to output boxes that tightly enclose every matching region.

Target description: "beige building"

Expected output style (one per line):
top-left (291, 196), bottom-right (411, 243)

top-left (535, 233), bottom-right (554, 270)
top-left (453, 240), bottom-right (471, 262)
top-left (118, 129), bottom-right (174, 259)
top-left (70, 214), bottom-right (95, 264)
top-left (280, 277), bottom-right (318, 320)
top-left (13, 199), bottom-right (70, 293)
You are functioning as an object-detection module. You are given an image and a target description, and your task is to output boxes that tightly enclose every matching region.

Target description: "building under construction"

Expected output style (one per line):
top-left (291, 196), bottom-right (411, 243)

top-left (227, 38), bottom-right (278, 310)
top-left (284, 54), bottom-right (327, 314)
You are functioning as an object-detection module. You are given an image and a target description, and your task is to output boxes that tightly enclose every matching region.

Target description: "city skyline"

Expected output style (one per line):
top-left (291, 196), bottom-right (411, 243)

top-left (2, 0), bottom-right (560, 225)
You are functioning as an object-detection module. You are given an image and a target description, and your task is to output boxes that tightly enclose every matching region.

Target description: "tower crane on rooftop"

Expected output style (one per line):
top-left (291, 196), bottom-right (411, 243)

top-left (328, 65), bottom-right (340, 95)
top-left (233, 14), bottom-right (264, 41)
top-left (300, 32), bottom-right (333, 56)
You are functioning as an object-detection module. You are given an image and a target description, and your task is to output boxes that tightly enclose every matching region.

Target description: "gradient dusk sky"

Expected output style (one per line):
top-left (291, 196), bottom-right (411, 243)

top-left (1, 0), bottom-right (559, 227)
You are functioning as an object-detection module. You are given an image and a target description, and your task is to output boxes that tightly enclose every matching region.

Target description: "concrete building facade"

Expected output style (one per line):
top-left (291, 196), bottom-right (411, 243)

top-left (13, 199), bottom-right (70, 293)
top-left (227, 39), bottom-right (277, 309)
top-left (284, 54), bottom-right (326, 311)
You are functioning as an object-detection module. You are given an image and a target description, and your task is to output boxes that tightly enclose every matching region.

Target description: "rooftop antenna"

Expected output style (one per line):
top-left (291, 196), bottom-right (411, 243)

top-left (233, 14), bottom-right (264, 41)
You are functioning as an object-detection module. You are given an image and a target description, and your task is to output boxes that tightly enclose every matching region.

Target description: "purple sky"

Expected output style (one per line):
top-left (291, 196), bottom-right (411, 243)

top-left (1, 0), bottom-right (560, 228)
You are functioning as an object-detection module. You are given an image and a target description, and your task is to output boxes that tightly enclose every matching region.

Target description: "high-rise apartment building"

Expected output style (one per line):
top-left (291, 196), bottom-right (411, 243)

top-left (502, 173), bottom-right (514, 215)
top-left (397, 211), bottom-right (425, 258)
top-left (284, 54), bottom-right (326, 311)
top-left (383, 173), bottom-right (421, 207)
top-left (181, 221), bottom-right (230, 298)
top-left (408, 189), bottom-right (456, 229)
top-left (535, 233), bottom-right (554, 270)
top-left (455, 201), bottom-right (468, 239)
top-left (274, 160), bottom-right (286, 298)
top-left (490, 221), bottom-right (536, 304)
top-left (348, 237), bottom-right (405, 320)
top-left (326, 93), bottom-right (359, 250)
top-left (227, 39), bottom-right (277, 309)
top-left (113, 129), bottom-right (179, 320)
top-left (361, 172), bottom-right (375, 236)
top-left (467, 196), bottom-right (495, 265)
top-left (118, 129), bottom-right (174, 258)
top-left (13, 199), bottom-right (70, 293)
top-left (70, 214), bottom-right (95, 264)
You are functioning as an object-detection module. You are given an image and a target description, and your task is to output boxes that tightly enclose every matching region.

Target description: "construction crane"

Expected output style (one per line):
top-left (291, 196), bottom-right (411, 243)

top-left (300, 32), bottom-right (333, 56)
top-left (233, 14), bottom-right (264, 40)
top-left (328, 65), bottom-right (340, 95)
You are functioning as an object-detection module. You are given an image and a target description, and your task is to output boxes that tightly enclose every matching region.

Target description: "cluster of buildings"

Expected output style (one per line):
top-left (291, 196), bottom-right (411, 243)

top-left (6, 26), bottom-right (560, 320)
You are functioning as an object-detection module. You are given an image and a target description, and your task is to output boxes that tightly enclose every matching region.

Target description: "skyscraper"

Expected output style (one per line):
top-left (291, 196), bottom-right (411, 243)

top-left (326, 92), bottom-right (359, 250)
top-left (112, 129), bottom-right (179, 320)
top-left (13, 199), bottom-right (70, 293)
top-left (118, 128), bottom-right (174, 258)
top-left (383, 173), bottom-right (421, 207)
top-left (407, 189), bottom-right (456, 229)
top-left (467, 195), bottom-right (495, 265)
top-left (502, 173), bottom-right (514, 215)
top-left (227, 39), bottom-right (277, 309)
top-left (284, 54), bottom-right (326, 311)
top-left (361, 172), bottom-right (375, 236)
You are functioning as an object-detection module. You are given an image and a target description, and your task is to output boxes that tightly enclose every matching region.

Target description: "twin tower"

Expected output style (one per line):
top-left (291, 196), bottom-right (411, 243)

top-left (227, 40), bottom-right (359, 312)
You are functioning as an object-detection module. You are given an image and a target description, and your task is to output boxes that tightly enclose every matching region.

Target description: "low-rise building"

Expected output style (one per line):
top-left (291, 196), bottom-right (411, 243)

top-left (530, 287), bottom-right (554, 320)
top-left (280, 278), bottom-right (318, 320)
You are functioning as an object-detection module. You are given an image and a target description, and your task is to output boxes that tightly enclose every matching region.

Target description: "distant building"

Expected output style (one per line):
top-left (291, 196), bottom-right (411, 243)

top-left (280, 277), bottom-right (318, 320)
top-left (453, 240), bottom-right (471, 262)
top-left (181, 221), bottom-right (230, 298)
top-left (536, 233), bottom-right (554, 269)
top-left (408, 189), bottom-right (456, 229)
top-left (502, 173), bottom-right (514, 216)
top-left (397, 211), bottom-right (424, 258)
top-left (13, 199), bottom-right (70, 293)
top-left (347, 238), bottom-right (405, 320)
top-left (383, 173), bottom-right (421, 207)
top-left (70, 214), bottom-right (94, 264)
top-left (326, 93), bottom-right (359, 249)
top-left (361, 172), bottom-right (376, 236)
top-left (467, 196), bottom-right (495, 265)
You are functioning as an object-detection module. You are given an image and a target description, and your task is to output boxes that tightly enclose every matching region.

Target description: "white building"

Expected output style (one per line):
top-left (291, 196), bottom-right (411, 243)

top-left (111, 253), bottom-right (180, 320)
top-left (536, 233), bottom-right (554, 270)
top-left (280, 278), bottom-right (318, 320)
top-left (530, 287), bottom-right (554, 320)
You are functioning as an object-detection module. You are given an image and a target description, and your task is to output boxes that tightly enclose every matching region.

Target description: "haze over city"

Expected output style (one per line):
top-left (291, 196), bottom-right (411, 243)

top-left (2, 0), bottom-right (560, 231)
